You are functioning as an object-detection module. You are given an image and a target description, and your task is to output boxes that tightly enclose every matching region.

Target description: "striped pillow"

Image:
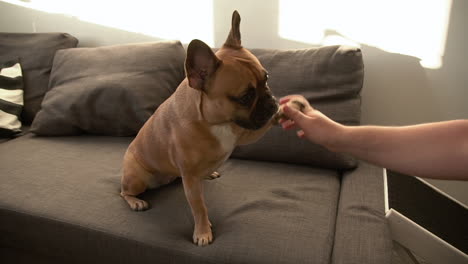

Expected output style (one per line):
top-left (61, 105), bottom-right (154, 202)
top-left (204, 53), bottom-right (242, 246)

top-left (0, 58), bottom-right (23, 137)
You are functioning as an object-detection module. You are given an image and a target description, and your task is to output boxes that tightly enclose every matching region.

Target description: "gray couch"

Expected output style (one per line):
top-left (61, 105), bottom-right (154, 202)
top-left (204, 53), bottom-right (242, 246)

top-left (0, 33), bottom-right (392, 264)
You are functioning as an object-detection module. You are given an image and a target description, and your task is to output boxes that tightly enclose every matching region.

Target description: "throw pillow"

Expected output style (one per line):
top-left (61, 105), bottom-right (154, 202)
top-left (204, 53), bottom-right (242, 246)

top-left (0, 57), bottom-right (23, 137)
top-left (0, 33), bottom-right (79, 125)
top-left (31, 41), bottom-right (186, 136)
top-left (231, 45), bottom-right (364, 171)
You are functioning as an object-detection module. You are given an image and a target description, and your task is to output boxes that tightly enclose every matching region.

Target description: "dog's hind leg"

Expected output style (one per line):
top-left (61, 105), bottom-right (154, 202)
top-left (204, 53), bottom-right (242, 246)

top-left (120, 151), bottom-right (151, 211)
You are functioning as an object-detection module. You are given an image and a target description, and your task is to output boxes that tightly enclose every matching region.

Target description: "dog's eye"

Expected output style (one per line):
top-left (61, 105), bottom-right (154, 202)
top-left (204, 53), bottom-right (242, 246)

top-left (230, 87), bottom-right (256, 107)
top-left (259, 72), bottom-right (269, 87)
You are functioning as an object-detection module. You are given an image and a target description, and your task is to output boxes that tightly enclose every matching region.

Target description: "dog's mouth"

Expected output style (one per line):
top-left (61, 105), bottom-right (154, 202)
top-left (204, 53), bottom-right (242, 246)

top-left (234, 96), bottom-right (279, 130)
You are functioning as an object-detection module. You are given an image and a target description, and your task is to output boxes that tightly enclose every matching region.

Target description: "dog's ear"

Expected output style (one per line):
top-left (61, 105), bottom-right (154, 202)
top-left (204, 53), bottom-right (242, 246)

top-left (185, 39), bottom-right (221, 91)
top-left (223, 10), bottom-right (242, 49)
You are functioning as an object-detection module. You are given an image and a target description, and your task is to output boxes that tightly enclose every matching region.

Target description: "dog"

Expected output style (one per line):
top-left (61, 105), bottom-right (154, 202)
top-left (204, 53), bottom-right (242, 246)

top-left (120, 11), bottom-right (299, 246)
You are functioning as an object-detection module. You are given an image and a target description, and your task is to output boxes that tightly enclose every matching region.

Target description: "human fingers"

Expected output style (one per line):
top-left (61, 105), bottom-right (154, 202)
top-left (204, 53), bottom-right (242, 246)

top-left (281, 119), bottom-right (297, 130)
top-left (297, 130), bottom-right (305, 138)
top-left (280, 94), bottom-right (303, 105)
top-left (283, 104), bottom-right (308, 125)
top-left (279, 97), bottom-right (291, 105)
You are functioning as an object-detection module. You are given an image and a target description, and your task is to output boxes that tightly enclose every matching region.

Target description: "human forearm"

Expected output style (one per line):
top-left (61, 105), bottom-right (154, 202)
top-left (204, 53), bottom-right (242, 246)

top-left (333, 120), bottom-right (468, 180)
top-left (280, 95), bottom-right (468, 180)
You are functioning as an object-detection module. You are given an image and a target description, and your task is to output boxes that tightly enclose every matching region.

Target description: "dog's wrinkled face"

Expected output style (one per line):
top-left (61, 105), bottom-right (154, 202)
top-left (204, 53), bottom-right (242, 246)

top-left (211, 52), bottom-right (278, 130)
top-left (185, 11), bottom-right (278, 130)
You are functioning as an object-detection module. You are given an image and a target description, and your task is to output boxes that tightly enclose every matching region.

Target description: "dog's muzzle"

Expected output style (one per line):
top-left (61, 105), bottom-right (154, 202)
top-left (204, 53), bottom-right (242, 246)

top-left (234, 96), bottom-right (279, 130)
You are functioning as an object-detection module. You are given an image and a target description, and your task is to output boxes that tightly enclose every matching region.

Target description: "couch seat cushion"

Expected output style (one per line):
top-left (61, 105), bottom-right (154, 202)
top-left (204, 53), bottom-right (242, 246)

top-left (0, 134), bottom-right (340, 264)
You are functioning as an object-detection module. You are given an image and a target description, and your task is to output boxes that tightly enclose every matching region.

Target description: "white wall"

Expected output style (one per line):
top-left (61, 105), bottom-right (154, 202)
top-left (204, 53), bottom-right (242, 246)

top-left (1, 0), bottom-right (466, 204)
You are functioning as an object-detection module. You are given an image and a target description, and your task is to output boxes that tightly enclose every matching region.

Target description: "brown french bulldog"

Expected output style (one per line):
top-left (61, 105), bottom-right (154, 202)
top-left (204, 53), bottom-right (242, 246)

top-left (120, 11), bottom-right (281, 246)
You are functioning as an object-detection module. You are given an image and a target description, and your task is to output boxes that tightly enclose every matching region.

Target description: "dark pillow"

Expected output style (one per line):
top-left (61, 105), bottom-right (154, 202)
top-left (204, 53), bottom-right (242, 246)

top-left (31, 41), bottom-right (186, 136)
top-left (0, 33), bottom-right (78, 124)
top-left (0, 57), bottom-right (23, 137)
top-left (231, 45), bottom-right (364, 170)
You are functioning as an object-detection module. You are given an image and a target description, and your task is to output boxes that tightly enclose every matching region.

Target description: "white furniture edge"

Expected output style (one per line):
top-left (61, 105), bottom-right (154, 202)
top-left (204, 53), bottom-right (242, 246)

top-left (383, 168), bottom-right (468, 264)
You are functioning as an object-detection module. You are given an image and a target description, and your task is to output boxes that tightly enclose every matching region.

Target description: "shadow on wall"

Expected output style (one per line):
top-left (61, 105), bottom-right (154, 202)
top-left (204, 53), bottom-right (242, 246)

top-left (359, 44), bottom-right (442, 126)
top-left (426, 0), bottom-right (468, 121)
top-left (359, 0), bottom-right (467, 125)
top-left (0, 1), bottom-right (163, 47)
top-left (213, 0), bottom-right (319, 50)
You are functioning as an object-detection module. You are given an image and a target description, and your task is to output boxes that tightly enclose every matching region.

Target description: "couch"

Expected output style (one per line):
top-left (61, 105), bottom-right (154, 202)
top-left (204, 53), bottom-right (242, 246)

top-left (0, 33), bottom-right (392, 264)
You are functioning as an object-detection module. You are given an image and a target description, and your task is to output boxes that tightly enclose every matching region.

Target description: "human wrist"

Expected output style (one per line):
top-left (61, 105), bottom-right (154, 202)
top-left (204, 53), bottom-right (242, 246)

top-left (323, 123), bottom-right (350, 153)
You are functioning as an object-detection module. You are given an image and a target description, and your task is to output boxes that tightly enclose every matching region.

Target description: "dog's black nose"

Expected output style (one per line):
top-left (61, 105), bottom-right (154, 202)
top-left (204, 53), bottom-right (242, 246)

top-left (234, 95), bottom-right (279, 130)
top-left (251, 96), bottom-right (278, 127)
top-left (265, 98), bottom-right (279, 117)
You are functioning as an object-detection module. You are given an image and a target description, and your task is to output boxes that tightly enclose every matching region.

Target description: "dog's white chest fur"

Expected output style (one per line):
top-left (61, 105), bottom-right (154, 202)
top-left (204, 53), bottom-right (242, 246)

top-left (210, 124), bottom-right (237, 154)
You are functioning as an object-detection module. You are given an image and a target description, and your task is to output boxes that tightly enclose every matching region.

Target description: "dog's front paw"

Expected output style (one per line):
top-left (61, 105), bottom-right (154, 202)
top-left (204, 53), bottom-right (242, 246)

top-left (204, 171), bottom-right (221, 180)
top-left (121, 194), bottom-right (149, 211)
top-left (274, 96), bottom-right (310, 124)
top-left (193, 227), bottom-right (213, 246)
top-left (129, 199), bottom-right (149, 211)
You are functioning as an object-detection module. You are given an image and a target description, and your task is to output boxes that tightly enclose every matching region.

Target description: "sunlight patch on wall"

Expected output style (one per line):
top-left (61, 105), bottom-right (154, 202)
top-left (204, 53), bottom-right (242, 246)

top-left (2, 0), bottom-right (214, 46)
top-left (279, 0), bottom-right (452, 69)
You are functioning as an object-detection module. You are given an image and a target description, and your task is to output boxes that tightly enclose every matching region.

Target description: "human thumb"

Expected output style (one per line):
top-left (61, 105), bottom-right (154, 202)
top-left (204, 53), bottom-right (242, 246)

top-left (283, 104), bottom-right (307, 125)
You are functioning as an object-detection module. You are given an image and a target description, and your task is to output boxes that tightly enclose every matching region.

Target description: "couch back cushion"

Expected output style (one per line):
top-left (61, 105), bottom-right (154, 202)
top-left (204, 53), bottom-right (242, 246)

top-left (231, 45), bottom-right (364, 170)
top-left (31, 41), bottom-right (186, 136)
top-left (0, 33), bottom-right (78, 124)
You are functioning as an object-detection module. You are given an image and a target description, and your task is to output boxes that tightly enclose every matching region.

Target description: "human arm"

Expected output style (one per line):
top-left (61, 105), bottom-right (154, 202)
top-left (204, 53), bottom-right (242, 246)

top-left (280, 95), bottom-right (468, 180)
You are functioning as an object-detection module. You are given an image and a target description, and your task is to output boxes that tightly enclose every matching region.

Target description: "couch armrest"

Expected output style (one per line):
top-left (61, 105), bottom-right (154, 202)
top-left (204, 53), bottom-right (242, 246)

top-left (331, 161), bottom-right (392, 264)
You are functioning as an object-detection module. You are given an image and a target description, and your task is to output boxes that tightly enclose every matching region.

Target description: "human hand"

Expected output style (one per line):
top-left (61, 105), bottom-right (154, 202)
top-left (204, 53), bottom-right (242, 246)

top-left (278, 95), bottom-right (344, 151)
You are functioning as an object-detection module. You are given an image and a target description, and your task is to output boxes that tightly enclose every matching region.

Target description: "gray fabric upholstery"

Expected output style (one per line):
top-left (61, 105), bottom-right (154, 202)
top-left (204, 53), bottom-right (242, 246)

top-left (1, 247), bottom-right (56, 264)
top-left (0, 33), bottom-right (78, 124)
top-left (332, 161), bottom-right (392, 264)
top-left (232, 46), bottom-right (363, 170)
top-left (31, 41), bottom-right (186, 136)
top-left (0, 134), bottom-right (341, 264)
